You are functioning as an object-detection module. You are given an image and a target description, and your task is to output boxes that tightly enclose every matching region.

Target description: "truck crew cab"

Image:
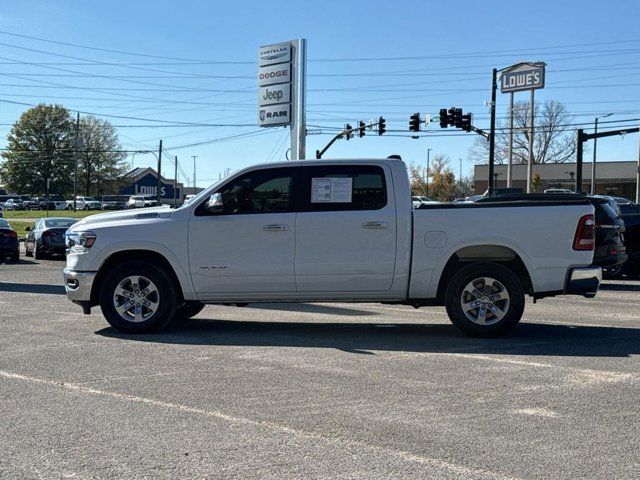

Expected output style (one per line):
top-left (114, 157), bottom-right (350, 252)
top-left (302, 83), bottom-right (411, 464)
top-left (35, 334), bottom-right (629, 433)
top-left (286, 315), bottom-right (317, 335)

top-left (63, 158), bottom-right (601, 337)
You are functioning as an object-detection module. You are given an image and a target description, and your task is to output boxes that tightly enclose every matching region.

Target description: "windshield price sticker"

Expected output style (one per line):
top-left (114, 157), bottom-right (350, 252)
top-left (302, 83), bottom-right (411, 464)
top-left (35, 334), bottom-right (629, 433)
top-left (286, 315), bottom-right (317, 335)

top-left (311, 177), bottom-right (353, 203)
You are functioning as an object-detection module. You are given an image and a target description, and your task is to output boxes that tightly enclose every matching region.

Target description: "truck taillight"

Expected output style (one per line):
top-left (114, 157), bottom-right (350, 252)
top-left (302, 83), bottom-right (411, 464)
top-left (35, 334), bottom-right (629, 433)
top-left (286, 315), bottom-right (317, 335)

top-left (573, 214), bottom-right (595, 251)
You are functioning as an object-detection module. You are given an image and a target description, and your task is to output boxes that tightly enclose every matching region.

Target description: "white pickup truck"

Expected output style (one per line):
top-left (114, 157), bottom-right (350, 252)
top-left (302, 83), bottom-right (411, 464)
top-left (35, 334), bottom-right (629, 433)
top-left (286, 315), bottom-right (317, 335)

top-left (63, 158), bottom-right (601, 337)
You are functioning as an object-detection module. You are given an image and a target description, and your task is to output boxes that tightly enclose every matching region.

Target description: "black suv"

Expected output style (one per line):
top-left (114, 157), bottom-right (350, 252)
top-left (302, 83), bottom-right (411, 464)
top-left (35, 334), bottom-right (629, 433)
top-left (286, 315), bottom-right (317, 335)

top-left (587, 196), bottom-right (627, 277)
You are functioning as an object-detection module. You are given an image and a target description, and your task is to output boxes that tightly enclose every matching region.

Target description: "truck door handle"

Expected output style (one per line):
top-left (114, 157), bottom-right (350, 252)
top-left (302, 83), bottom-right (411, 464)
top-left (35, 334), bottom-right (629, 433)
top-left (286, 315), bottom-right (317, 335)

top-left (263, 224), bottom-right (289, 231)
top-left (361, 221), bottom-right (388, 229)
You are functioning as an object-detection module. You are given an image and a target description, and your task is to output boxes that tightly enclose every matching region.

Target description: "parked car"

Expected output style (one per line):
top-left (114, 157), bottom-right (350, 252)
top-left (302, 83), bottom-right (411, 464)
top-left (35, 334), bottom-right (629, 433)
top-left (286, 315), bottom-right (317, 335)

top-left (25, 217), bottom-right (78, 259)
top-left (2, 198), bottom-right (25, 211)
top-left (619, 203), bottom-right (640, 215)
top-left (66, 196), bottom-right (102, 211)
top-left (412, 195), bottom-right (440, 208)
top-left (101, 195), bottom-right (129, 210)
top-left (63, 158), bottom-right (601, 337)
top-left (620, 211), bottom-right (640, 277)
top-left (612, 195), bottom-right (633, 205)
top-left (0, 218), bottom-right (19, 262)
top-left (31, 196), bottom-right (67, 211)
top-left (126, 195), bottom-right (158, 209)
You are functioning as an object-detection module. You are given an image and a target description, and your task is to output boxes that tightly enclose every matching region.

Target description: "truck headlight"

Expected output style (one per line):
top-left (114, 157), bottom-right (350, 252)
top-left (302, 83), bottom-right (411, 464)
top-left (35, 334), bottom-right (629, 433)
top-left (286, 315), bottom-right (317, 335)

top-left (66, 231), bottom-right (97, 253)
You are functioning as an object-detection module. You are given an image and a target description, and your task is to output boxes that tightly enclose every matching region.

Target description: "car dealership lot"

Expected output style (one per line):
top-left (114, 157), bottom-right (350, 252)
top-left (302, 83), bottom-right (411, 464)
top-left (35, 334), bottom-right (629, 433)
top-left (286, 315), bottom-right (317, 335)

top-left (1, 257), bottom-right (639, 479)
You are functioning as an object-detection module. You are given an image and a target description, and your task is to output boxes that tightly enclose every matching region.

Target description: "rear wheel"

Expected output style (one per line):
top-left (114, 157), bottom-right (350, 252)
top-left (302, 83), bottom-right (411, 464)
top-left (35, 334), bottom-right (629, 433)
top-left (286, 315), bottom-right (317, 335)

top-left (34, 243), bottom-right (44, 260)
top-left (99, 261), bottom-right (177, 333)
top-left (445, 262), bottom-right (525, 338)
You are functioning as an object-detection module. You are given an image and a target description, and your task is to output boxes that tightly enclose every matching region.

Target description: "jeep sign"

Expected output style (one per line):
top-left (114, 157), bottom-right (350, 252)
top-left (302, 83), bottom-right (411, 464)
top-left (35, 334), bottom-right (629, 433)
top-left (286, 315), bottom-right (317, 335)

top-left (501, 62), bottom-right (545, 93)
top-left (259, 84), bottom-right (290, 106)
top-left (258, 104), bottom-right (291, 126)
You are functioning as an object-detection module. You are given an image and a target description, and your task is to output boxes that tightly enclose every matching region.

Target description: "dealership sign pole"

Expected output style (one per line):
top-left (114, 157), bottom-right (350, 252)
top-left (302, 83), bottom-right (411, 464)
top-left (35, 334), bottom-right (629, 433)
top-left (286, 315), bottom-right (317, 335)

top-left (258, 39), bottom-right (306, 160)
top-left (501, 62), bottom-right (546, 193)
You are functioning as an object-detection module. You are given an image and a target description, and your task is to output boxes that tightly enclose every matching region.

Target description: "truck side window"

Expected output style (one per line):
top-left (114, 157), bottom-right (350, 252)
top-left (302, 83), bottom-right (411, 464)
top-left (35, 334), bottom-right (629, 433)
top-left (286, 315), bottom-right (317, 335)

top-left (197, 168), bottom-right (293, 215)
top-left (303, 165), bottom-right (387, 211)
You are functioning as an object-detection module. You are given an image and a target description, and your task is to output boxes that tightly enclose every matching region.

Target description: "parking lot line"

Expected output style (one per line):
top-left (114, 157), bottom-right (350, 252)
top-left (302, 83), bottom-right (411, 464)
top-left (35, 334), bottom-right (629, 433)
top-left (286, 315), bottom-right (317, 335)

top-left (0, 369), bottom-right (521, 480)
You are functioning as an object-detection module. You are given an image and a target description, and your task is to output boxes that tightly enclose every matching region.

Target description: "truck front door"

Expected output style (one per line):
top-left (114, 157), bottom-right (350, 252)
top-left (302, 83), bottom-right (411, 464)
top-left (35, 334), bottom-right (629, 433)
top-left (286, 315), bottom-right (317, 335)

top-left (188, 167), bottom-right (296, 296)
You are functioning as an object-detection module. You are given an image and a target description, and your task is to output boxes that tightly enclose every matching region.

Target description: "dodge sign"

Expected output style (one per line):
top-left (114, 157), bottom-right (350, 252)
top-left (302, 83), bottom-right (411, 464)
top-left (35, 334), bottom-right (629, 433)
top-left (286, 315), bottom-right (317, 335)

top-left (501, 62), bottom-right (546, 93)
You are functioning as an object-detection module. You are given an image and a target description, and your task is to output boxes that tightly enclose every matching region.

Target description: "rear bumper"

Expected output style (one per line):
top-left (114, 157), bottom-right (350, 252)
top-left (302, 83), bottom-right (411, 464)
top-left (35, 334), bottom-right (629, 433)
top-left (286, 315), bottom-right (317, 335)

top-left (566, 266), bottom-right (602, 298)
top-left (63, 268), bottom-right (96, 313)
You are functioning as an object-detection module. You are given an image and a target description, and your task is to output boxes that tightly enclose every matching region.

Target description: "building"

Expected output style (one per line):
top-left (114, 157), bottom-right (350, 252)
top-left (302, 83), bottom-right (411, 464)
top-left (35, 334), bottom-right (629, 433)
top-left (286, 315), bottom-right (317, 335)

top-left (121, 167), bottom-right (184, 204)
top-left (474, 161), bottom-right (638, 198)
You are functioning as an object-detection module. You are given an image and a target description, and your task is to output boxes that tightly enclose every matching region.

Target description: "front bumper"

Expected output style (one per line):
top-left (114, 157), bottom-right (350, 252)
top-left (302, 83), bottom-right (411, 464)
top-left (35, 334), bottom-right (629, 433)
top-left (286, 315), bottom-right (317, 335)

top-left (566, 266), bottom-right (602, 298)
top-left (63, 268), bottom-right (97, 313)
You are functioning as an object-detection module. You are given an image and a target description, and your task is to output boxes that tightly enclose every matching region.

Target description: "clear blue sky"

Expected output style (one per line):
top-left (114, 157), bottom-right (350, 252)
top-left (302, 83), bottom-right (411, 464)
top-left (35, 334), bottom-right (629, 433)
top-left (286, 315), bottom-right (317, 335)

top-left (1, 0), bottom-right (639, 187)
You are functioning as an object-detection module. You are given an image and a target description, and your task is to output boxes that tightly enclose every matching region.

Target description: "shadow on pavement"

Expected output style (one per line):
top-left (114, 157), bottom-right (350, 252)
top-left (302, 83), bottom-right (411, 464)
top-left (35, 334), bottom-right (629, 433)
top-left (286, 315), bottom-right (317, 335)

top-left (0, 282), bottom-right (64, 295)
top-left (96, 318), bottom-right (640, 358)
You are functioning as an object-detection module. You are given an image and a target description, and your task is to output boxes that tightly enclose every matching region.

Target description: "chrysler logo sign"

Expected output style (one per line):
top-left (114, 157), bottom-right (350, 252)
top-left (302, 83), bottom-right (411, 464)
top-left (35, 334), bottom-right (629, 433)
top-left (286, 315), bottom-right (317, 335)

top-left (258, 42), bottom-right (291, 67)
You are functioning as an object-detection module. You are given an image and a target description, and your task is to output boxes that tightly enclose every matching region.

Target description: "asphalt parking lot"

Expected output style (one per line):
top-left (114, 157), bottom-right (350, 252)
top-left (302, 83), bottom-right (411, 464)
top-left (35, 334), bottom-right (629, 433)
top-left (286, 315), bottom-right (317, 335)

top-left (1, 253), bottom-right (639, 479)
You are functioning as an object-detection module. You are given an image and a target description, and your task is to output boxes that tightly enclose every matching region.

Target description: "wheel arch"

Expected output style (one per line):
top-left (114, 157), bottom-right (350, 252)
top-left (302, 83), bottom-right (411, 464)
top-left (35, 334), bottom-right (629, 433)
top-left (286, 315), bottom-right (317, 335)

top-left (90, 250), bottom-right (186, 307)
top-left (436, 244), bottom-right (534, 303)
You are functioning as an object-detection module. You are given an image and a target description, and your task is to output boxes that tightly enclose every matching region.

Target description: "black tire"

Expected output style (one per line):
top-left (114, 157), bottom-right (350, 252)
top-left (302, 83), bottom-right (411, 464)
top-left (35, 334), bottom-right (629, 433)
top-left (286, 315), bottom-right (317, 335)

top-left (603, 262), bottom-right (625, 279)
top-left (445, 262), bottom-right (525, 338)
top-left (24, 241), bottom-right (32, 257)
top-left (99, 261), bottom-right (178, 333)
top-left (174, 301), bottom-right (205, 321)
top-left (10, 251), bottom-right (19, 263)
top-left (34, 243), bottom-right (44, 260)
top-left (83, 205), bottom-right (89, 211)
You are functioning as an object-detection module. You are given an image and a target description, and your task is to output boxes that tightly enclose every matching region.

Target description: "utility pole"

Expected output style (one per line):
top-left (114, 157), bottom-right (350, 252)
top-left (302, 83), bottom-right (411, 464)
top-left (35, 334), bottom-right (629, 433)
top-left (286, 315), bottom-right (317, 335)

top-left (73, 112), bottom-right (79, 212)
top-left (156, 140), bottom-right (163, 205)
top-left (507, 92), bottom-right (514, 188)
top-left (192, 155), bottom-right (198, 192)
top-left (459, 158), bottom-right (463, 191)
top-left (426, 148), bottom-right (431, 196)
top-left (488, 68), bottom-right (498, 196)
top-left (527, 89), bottom-right (535, 193)
top-left (591, 113), bottom-right (613, 194)
top-left (174, 156), bottom-right (178, 208)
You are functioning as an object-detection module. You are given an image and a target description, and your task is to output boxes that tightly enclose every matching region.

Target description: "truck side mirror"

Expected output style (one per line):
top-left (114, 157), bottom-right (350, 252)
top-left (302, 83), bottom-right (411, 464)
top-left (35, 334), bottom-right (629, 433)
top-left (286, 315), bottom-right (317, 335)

top-left (205, 193), bottom-right (224, 213)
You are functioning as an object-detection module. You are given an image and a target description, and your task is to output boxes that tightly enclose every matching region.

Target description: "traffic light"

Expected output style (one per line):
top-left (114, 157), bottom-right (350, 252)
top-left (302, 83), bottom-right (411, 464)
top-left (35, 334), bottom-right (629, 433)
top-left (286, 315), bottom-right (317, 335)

top-left (439, 108), bottom-right (449, 128)
top-left (345, 123), bottom-right (353, 140)
top-left (409, 112), bottom-right (421, 132)
top-left (378, 116), bottom-right (386, 135)
top-left (358, 120), bottom-right (366, 138)
top-left (450, 107), bottom-right (463, 128)
top-left (461, 113), bottom-right (473, 132)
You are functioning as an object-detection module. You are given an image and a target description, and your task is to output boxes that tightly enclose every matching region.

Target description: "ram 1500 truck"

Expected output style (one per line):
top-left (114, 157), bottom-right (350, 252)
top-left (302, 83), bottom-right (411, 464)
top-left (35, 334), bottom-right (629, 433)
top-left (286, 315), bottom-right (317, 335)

top-left (63, 158), bottom-right (601, 337)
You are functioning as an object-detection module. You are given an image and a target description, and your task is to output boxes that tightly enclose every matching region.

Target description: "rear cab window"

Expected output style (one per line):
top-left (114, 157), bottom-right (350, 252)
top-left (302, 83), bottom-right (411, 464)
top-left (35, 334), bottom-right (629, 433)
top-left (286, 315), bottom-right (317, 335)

top-left (301, 165), bottom-right (388, 211)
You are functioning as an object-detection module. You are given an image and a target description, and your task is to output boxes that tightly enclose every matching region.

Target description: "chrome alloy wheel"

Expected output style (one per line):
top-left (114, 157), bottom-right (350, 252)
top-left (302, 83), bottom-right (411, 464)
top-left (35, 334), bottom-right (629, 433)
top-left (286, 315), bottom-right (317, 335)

top-left (460, 276), bottom-right (510, 325)
top-left (112, 275), bottom-right (160, 323)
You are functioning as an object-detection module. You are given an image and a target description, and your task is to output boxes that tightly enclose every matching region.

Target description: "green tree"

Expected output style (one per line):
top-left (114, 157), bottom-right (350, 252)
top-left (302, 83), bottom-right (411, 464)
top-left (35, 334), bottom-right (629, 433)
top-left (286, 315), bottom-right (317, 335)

top-left (409, 155), bottom-right (458, 201)
top-left (0, 104), bottom-right (74, 195)
top-left (77, 116), bottom-right (128, 196)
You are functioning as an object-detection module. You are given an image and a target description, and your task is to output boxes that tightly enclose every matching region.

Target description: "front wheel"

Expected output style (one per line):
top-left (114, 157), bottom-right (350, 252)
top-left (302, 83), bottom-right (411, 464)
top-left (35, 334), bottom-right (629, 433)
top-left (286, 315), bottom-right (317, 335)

top-left (99, 261), bottom-right (177, 333)
top-left (445, 262), bottom-right (525, 338)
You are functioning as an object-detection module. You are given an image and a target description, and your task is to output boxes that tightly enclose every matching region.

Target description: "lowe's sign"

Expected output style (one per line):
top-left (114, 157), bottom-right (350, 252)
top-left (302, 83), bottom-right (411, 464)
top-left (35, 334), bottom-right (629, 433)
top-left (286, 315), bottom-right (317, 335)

top-left (119, 172), bottom-right (180, 200)
top-left (501, 62), bottom-right (546, 93)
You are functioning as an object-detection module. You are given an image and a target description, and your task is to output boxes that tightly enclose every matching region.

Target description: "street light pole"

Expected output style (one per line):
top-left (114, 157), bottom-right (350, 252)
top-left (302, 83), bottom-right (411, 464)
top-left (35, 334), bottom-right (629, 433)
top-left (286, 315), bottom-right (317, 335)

top-left (591, 113), bottom-right (613, 195)
top-left (426, 148), bottom-right (431, 196)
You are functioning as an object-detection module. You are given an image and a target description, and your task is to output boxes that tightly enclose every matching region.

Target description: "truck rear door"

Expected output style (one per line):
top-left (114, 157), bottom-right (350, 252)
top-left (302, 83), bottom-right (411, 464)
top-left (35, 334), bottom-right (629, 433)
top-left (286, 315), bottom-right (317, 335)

top-left (294, 164), bottom-right (397, 292)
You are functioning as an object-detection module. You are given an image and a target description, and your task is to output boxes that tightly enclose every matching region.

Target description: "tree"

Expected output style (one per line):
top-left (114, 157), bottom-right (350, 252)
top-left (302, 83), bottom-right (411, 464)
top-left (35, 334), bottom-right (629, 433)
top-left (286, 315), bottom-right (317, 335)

top-left (470, 100), bottom-right (576, 165)
top-left (0, 104), bottom-right (74, 195)
top-left (409, 154), bottom-right (458, 201)
top-left (76, 116), bottom-right (128, 196)
top-left (531, 172), bottom-right (542, 192)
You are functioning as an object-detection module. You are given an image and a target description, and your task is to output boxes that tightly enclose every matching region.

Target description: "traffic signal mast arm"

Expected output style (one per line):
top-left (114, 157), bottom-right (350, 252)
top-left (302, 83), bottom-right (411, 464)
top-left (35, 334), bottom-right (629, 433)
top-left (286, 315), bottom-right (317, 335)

top-left (315, 118), bottom-right (385, 159)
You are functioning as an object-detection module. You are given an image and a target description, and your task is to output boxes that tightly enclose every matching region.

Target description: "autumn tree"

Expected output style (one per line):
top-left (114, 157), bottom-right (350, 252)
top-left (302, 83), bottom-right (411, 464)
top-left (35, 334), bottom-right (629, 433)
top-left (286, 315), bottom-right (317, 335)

top-left (0, 104), bottom-right (75, 195)
top-left (470, 99), bottom-right (576, 165)
top-left (409, 154), bottom-right (458, 201)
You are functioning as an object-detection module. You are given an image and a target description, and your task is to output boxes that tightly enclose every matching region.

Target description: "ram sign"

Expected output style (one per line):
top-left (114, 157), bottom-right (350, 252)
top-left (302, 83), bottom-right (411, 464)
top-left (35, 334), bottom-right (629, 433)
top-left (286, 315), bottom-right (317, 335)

top-left (501, 62), bottom-right (546, 93)
top-left (258, 40), bottom-right (294, 127)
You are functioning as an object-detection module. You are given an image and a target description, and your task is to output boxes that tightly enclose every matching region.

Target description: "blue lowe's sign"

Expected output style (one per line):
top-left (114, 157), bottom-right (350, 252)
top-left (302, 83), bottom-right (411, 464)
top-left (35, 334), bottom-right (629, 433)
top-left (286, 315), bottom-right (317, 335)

top-left (119, 173), bottom-right (180, 199)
